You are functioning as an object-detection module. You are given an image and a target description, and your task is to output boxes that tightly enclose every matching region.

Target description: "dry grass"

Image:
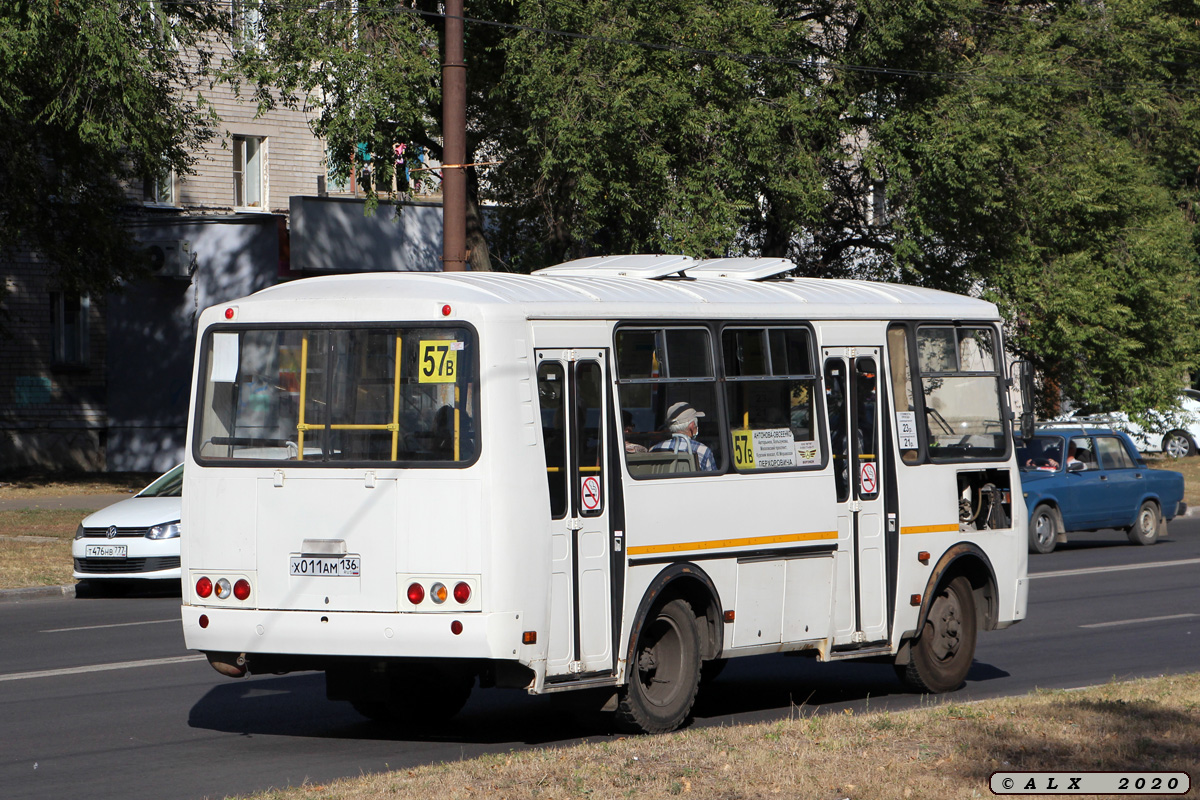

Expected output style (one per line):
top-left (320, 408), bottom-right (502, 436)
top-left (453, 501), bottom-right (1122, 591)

top-left (1151, 454), bottom-right (1200, 508)
top-left (230, 674), bottom-right (1200, 800)
top-left (0, 508), bottom-right (94, 589)
top-left (0, 472), bottom-right (156, 499)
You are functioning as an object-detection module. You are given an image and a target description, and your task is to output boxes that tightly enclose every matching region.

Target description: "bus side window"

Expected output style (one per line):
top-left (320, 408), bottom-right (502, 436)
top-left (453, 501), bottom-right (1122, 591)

top-left (615, 326), bottom-right (721, 476)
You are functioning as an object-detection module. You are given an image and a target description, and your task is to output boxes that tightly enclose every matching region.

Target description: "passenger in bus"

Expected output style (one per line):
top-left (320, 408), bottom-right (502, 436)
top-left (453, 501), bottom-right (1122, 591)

top-left (622, 410), bottom-right (648, 453)
top-left (650, 401), bottom-right (717, 471)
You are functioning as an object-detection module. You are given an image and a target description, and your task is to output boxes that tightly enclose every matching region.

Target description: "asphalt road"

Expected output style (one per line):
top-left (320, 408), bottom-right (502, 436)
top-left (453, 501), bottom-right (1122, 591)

top-left (2, 520), bottom-right (1198, 800)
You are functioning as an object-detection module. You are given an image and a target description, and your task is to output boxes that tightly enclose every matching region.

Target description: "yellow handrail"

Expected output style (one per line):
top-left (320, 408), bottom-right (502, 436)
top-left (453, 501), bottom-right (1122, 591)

top-left (297, 334), bottom-right (309, 461)
top-left (391, 335), bottom-right (402, 460)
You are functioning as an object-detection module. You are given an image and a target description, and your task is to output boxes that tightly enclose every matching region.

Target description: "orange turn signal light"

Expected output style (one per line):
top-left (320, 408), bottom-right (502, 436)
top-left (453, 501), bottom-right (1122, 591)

top-left (522, 631), bottom-right (537, 645)
top-left (917, 551), bottom-right (930, 565)
top-left (723, 610), bottom-right (735, 623)
top-left (910, 594), bottom-right (922, 606)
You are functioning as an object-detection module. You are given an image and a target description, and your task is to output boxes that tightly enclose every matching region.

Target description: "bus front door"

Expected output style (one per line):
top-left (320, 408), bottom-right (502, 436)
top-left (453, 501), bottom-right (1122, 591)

top-left (536, 349), bottom-right (614, 679)
top-left (823, 348), bottom-right (889, 646)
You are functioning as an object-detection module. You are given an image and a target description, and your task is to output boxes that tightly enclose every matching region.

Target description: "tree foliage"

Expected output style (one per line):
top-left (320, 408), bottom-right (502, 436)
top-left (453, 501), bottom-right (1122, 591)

top-left (0, 0), bottom-right (223, 298)
top-left (868, 0), bottom-right (1200, 413)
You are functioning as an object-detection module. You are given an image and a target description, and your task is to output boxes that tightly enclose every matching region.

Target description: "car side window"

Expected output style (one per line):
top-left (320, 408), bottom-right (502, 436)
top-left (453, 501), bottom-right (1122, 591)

top-left (1067, 436), bottom-right (1092, 470)
top-left (1096, 436), bottom-right (1135, 470)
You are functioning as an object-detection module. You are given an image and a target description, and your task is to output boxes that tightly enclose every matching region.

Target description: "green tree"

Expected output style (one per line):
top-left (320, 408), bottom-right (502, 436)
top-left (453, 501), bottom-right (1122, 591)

top-left (229, 0), bottom-right (504, 270)
top-left (870, 0), bottom-right (1200, 413)
top-left (0, 1), bottom-right (223, 301)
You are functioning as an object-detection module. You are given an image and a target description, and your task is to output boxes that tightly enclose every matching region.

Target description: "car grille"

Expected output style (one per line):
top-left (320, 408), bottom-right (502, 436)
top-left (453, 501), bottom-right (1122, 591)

top-left (82, 527), bottom-right (152, 538)
top-left (74, 557), bottom-right (181, 574)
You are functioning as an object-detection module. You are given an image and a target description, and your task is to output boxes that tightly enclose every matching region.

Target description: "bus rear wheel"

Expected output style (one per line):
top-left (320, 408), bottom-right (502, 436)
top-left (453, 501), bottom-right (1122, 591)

top-left (615, 599), bottom-right (701, 734)
top-left (897, 576), bottom-right (977, 694)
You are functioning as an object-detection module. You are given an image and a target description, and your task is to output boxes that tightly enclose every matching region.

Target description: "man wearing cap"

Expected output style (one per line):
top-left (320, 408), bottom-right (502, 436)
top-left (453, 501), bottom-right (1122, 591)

top-left (650, 401), bottom-right (717, 471)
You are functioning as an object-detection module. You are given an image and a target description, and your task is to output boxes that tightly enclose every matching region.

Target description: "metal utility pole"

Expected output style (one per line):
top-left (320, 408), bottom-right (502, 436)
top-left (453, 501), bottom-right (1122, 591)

top-left (441, 0), bottom-right (467, 272)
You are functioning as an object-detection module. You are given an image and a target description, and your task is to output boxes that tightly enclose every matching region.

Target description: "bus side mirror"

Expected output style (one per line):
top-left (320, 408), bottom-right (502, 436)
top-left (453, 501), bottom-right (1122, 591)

top-left (1011, 360), bottom-right (1036, 441)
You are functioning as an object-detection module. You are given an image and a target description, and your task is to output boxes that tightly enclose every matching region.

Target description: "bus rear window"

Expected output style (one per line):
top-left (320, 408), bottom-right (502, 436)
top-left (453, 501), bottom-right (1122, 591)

top-left (194, 326), bottom-right (478, 465)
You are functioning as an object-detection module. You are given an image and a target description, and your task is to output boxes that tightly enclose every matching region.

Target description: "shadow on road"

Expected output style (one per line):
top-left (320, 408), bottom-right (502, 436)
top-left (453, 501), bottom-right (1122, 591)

top-left (186, 653), bottom-right (1010, 744)
top-left (75, 579), bottom-right (182, 599)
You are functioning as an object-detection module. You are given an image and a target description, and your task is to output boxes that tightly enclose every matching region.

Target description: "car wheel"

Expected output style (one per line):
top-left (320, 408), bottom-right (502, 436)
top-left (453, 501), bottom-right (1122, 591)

top-left (1029, 505), bottom-right (1058, 554)
top-left (1126, 501), bottom-right (1160, 546)
top-left (896, 576), bottom-right (977, 693)
top-left (615, 598), bottom-right (701, 734)
top-left (1162, 431), bottom-right (1196, 458)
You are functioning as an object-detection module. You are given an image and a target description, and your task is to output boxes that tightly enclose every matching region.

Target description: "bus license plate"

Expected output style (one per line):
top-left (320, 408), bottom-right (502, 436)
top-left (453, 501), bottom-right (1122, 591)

top-left (85, 544), bottom-right (127, 558)
top-left (289, 555), bottom-right (361, 577)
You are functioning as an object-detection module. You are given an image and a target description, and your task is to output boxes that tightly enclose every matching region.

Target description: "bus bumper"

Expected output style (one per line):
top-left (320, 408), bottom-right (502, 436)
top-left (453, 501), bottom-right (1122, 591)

top-left (181, 605), bottom-right (526, 663)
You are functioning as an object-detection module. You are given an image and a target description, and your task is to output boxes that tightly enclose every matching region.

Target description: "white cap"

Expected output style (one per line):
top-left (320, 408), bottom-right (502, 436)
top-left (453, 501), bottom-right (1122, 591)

top-left (666, 401), bottom-right (705, 426)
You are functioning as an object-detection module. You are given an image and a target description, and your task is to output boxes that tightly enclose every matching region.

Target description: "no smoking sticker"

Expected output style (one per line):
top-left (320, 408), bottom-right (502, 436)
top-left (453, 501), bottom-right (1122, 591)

top-left (860, 462), bottom-right (877, 494)
top-left (581, 475), bottom-right (602, 511)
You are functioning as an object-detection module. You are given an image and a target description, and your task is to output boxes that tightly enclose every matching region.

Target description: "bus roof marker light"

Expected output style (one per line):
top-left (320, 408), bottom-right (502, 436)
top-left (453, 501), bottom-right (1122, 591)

top-left (441, 304), bottom-right (452, 317)
top-left (224, 307), bottom-right (236, 320)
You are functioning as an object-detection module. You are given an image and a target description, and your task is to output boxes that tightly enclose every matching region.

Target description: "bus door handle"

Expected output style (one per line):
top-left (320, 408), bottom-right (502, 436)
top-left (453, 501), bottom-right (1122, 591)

top-left (566, 518), bottom-right (583, 530)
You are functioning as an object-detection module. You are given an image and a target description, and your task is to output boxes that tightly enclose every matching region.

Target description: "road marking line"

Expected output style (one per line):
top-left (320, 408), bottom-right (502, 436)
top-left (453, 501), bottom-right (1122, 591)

top-left (1080, 613), bottom-right (1198, 629)
top-left (1031, 558), bottom-right (1200, 579)
top-left (0, 654), bottom-right (206, 683)
top-left (41, 618), bottom-right (178, 633)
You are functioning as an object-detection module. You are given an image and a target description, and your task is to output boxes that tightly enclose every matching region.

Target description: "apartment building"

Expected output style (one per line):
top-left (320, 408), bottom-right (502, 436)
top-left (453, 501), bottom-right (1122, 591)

top-left (0, 46), bottom-right (447, 473)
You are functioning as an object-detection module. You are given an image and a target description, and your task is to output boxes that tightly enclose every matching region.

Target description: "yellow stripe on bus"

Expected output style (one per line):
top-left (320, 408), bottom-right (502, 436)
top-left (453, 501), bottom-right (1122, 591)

top-left (628, 530), bottom-right (837, 557)
top-left (900, 524), bottom-right (960, 535)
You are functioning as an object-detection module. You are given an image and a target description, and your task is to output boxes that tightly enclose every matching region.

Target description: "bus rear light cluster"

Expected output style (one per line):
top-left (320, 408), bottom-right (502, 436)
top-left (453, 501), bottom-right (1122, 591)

top-left (404, 578), bottom-right (474, 609)
top-left (194, 575), bottom-right (251, 603)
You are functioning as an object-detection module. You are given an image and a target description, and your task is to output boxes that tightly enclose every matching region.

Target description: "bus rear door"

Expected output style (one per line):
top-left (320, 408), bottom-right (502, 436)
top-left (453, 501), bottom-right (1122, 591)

top-left (536, 349), bottom-right (614, 678)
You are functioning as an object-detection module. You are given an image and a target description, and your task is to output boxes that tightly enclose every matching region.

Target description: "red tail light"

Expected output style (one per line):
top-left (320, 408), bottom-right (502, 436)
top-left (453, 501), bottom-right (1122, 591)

top-left (196, 577), bottom-right (213, 598)
top-left (406, 582), bottom-right (425, 605)
top-left (453, 582), bottom-right (471, 604)
top-left (233, 579), bottom-right (251, 601)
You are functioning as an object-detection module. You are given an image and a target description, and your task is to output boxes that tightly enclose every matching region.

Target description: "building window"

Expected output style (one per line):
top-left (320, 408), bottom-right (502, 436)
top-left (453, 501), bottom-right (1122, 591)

top-left (50, 292), bottom-right (90, 367)
top-left (144, 167), bottom-right (176, 206)
top-left (233, 135), bottom-right (265, 209)
top-left (232, 0), bottom-right (263, 51)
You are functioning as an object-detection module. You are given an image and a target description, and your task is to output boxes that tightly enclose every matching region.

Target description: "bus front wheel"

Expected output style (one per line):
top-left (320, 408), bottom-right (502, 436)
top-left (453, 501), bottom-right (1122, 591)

top-left (615, 598), bottom-right (701, 734)
top-left (897, 576), bottom-right (977, 694)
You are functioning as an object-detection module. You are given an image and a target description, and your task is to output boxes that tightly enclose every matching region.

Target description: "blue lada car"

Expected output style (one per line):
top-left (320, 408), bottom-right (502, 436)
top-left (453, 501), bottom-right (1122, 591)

top-left (1017, 427), bottom-right (1186, 553)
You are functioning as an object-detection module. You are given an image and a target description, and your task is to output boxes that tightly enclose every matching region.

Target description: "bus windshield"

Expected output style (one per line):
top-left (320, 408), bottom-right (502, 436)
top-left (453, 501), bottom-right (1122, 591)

top-left (194, 325), bottom-right (478, 464)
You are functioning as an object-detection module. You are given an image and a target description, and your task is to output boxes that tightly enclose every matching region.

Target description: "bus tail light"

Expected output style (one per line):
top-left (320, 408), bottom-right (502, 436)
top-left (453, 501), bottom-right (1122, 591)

top-left (215, 578), bottom-right (232, 599)
top-left (406, 582), bottom-right (425, 605)
top-left (196, 577), bottom-right (213, 598)
top-left (453, 582), bottom-right (471, 604)
top-left (233, 579), bottom-right (251, 601)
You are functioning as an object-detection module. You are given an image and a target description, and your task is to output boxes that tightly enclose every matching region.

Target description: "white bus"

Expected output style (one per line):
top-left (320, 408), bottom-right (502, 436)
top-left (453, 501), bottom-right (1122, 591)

top-left (182, 255), bottom-right (1029, 733)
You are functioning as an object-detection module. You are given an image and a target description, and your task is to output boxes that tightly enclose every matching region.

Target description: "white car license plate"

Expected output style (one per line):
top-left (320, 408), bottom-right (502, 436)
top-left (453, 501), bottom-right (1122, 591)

top-left (86, 544), bottom-right (127, 559)
top-left (289, 555), bottom-right (360, 577)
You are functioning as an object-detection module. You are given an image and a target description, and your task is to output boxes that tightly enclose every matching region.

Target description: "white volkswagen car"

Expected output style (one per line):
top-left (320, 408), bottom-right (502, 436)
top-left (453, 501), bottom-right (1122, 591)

top-left (1052, 390), bottom-right (1200, 458)
top-left (72, 464), bottom-right (182, 582)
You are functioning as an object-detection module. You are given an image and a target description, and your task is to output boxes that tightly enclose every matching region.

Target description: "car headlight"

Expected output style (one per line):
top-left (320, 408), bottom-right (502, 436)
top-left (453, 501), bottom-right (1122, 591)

top-left (74, 524), bottom-right (85, 540)
top-left (146, 522), bottom-right (181, 540)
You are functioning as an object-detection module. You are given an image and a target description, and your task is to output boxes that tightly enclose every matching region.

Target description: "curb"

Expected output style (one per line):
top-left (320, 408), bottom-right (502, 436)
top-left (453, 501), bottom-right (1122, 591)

top-left (0, 584), bottom-right (76, 604)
